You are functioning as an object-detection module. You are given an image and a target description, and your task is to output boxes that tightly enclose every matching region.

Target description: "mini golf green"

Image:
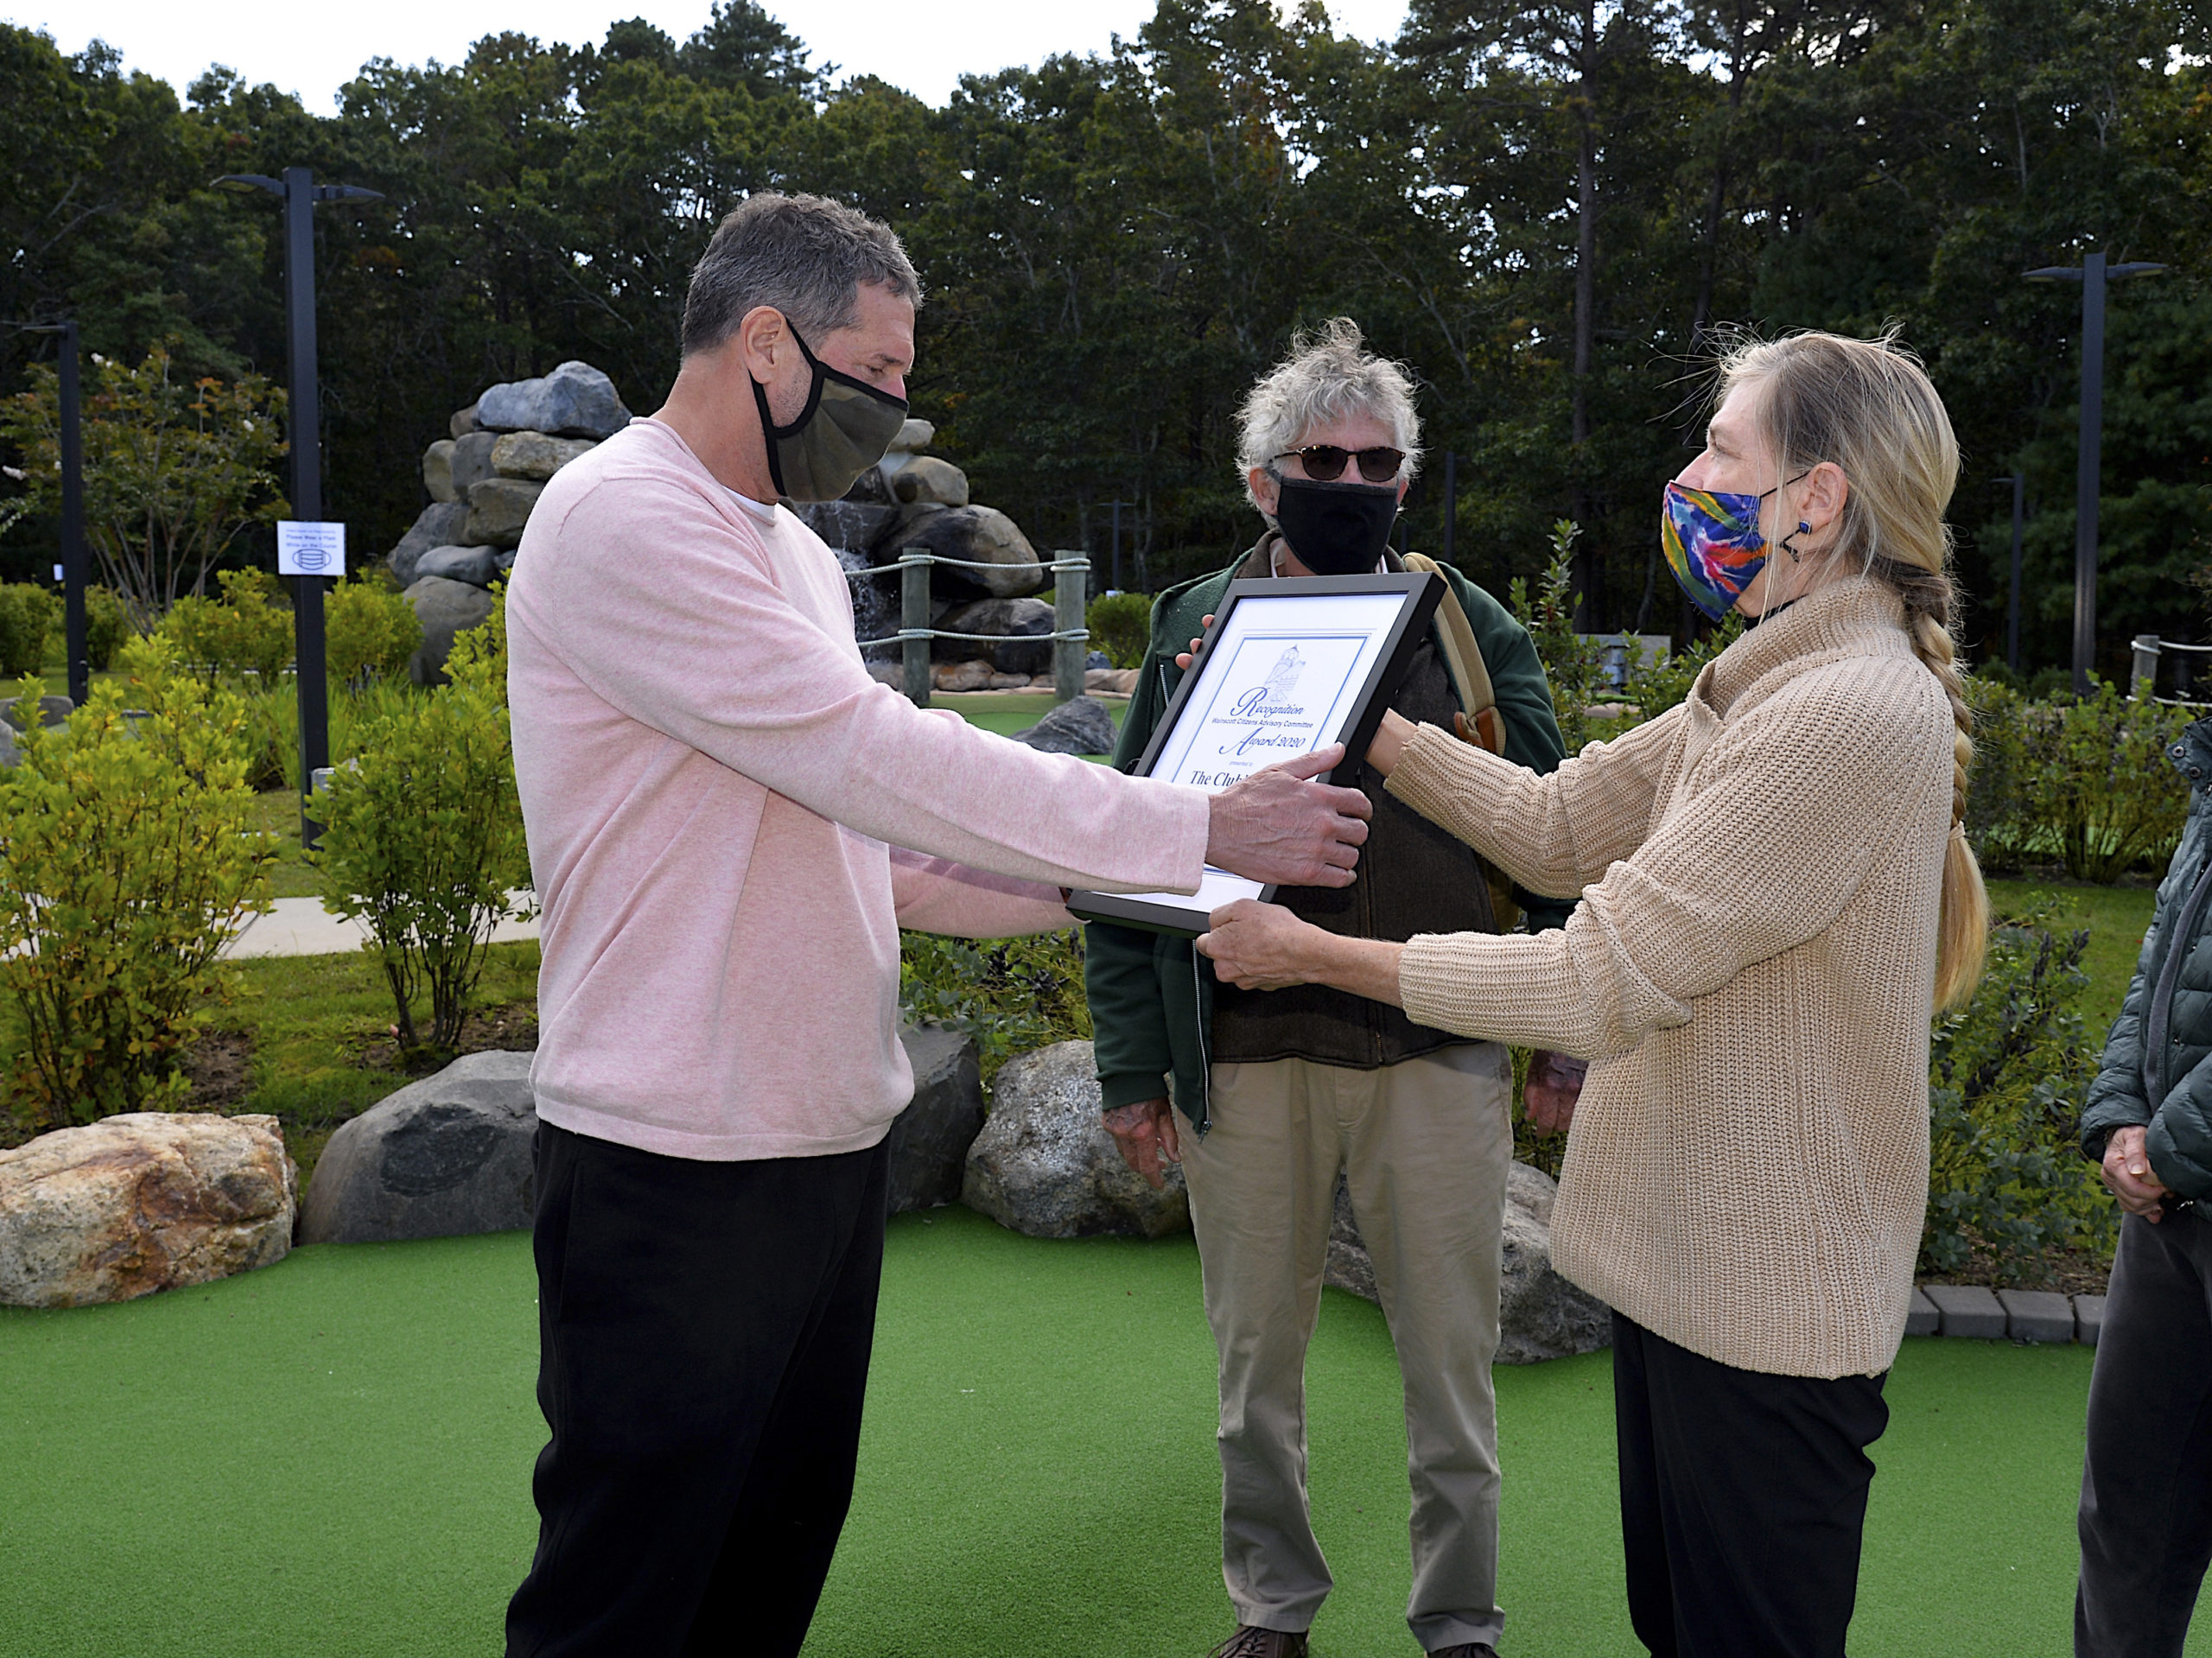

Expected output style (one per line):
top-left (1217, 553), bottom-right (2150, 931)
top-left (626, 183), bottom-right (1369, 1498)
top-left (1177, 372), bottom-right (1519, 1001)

top-left (0, 1207), bottom-right (2202, 1657)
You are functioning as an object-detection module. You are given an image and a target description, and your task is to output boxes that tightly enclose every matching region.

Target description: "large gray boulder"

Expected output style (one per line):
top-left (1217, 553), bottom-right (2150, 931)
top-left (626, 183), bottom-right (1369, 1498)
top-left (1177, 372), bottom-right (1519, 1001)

top-left (492, 430), bottom-right (595, 481)
top-left (1014, 696), bottom-right (1116, 755)
top-left (897, 505), bottom-right (1044, 600)
top-left (405, 575), bottom-right (498, 687)
top-left (891, 455), bottom-right (969, 508)
top-left (963, 1040), bottom-right (1189, 1239)
top-left (0, 1114), bottom-right (295, 1307)
top-left (450, 429), bottom-right (499, 497)
top-left (388, 501), bottom-right (470, 588)
top-left (464, 477), bottom-right (544, 549)
top-left (1324, 1160), bottom-right (1611, 1363)
top-left (933, 596), bottom-right (1056, 676)
top-left (299, 1051), bottom-right (537, 1244)
top-left (423, 439), bottom-right (459, 504)
top-left (886, 1024), bottom-right (985, 1213)
top-left (478, 361), bottom-right (632, 441)
top-left (416, 544), bottom-right (501, 588)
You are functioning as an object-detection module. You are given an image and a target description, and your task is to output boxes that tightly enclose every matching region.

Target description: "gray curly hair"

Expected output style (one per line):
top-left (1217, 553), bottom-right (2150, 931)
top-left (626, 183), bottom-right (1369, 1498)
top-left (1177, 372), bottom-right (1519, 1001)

top-left (1235, 318), bottom-right (1423, 508)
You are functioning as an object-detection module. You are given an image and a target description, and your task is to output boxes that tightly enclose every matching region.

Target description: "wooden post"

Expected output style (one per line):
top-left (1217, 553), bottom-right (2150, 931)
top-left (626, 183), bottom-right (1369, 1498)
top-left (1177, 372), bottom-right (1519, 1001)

top-left (901, 550), bottom-right (931, 707)
top-left (1053, 554), bottom-right (1088, 703)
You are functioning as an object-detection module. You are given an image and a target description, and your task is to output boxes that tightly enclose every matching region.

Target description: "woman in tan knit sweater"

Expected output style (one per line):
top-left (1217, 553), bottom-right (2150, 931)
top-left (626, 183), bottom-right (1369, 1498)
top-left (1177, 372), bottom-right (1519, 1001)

top-left (1196, 330), bottom-right (1987, 1658)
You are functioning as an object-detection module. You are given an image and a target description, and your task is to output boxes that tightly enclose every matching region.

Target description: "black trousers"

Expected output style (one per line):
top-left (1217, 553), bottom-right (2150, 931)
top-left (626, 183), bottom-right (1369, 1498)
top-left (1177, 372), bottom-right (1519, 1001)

top-left (2077, 1208), bottom-right (2212, 1657)
top-left (1612, 1312), bottom-right (1890, 1658)
top-left (505, 1122), bottom-right (891, 1658)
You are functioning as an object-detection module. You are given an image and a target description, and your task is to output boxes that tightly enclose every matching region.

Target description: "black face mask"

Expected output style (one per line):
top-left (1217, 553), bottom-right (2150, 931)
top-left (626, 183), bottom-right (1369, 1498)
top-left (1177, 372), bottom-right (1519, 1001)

top-left (1272, 475), bottom-right (1399, 575)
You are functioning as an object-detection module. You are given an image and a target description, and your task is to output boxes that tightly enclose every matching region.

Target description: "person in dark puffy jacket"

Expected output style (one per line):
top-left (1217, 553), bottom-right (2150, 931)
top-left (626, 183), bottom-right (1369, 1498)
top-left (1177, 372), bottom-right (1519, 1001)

top-left (2075, 716), bottom-right (2212, 1656)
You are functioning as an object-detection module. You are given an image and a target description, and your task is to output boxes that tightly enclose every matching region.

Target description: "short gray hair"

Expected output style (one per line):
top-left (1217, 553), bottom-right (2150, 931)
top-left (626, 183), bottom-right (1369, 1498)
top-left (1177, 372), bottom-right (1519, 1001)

top-left (1236, 318), bottom-right (1422, 499)
top-left (681, 192), bottom-right (924, 357)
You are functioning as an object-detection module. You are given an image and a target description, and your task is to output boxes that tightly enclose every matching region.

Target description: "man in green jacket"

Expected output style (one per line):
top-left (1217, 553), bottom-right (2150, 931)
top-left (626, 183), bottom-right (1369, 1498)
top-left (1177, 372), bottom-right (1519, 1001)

top-left (2075, 717), bottom-right (2212, 1656)
top-left (1084, 318), bottom-right (1583, 1658)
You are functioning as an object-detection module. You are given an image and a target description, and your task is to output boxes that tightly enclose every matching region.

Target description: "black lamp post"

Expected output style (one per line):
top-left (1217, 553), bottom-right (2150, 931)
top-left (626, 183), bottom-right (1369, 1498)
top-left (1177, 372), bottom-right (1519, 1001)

top-left (2024, 251), bottom-right (2167, 696)
top-left (215, 168), bottom-right (382, 842)
top-left (3, 321), bottom-right (88, 705)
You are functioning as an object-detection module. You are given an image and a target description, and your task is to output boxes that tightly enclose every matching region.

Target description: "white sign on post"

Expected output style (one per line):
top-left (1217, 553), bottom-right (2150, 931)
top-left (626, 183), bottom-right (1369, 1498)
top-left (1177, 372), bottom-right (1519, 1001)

top-left (276, 521), bottom-right (346, 577)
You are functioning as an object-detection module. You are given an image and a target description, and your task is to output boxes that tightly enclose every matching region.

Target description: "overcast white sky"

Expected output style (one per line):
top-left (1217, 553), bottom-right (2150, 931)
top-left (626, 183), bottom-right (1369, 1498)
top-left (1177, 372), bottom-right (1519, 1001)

top-left (16, 0), bottom-right (1412, 111)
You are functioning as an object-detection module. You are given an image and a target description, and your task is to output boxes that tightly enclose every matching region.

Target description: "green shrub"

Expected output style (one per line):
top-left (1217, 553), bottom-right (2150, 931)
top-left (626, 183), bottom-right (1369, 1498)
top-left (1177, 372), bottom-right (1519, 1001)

top-left (326, 573), bottom-right (422, 689)
top-left (1510, 523), bottom-right (1615, 753)
top-left (2033, 682), bottom-right (2190, 882)
top-left (83, 585), bottom-right (130, 669)
top-left (1963, 677), bottom-right (2037, 873)
top-left (443, 580), bottom-right (507, 707)
top-left (160, 569), bottom-right (292, 686)
top-left (900, 928), bottom-right (1091, 1090)
top-left (0, 638), bottom-right (270, 1128)
top-left (1085, 592), bottom-right (1153, 670)
top-left (238, 678), bottom-right (427, 794)
top-left (0, 582), bottom-right (58, 677)
top-left (313, 672), bottom-right (531, 1051)
top-left (1921, 908), bottom-right (2113, 1281)
top-left (1622, 612), bottom-right (1742, 722)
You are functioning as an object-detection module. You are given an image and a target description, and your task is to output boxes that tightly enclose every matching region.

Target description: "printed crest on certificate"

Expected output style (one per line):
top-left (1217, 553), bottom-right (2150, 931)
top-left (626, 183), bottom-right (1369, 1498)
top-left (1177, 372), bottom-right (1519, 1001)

top-left (1068, 570), bottom-right (1444, 937)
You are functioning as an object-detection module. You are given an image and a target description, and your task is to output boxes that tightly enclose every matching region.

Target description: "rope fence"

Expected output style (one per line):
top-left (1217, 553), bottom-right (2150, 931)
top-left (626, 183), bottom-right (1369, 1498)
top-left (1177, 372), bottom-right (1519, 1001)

top-left (843, 546), bottom-right (1091, 705)
top-left (2131, 635), bottom-right (2212, 709)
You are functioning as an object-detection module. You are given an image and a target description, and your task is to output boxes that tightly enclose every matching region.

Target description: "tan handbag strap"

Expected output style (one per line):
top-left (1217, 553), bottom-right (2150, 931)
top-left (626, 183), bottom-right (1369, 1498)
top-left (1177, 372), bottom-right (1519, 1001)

top-left (1403, 554), bottom-right (1506, 754)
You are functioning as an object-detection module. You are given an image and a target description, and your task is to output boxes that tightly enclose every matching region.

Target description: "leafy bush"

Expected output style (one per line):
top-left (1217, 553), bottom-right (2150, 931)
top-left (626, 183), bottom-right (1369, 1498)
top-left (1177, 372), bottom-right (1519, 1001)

top-left (1621, 611), bottom-right (1742, 722)
top-left (1085, 592), bottom-right (1153, 670)
top-left (900, 927), bottom-right (1091, 1089)
top-left (2033, 681), bottom-right (2190, 882)
top-left (238, 677), bottom-right (426, 794)
top-left (313, 657), bottom-right (530, 1052)
top-left (1922, 908), bottom-right (2113, 1281)
top-left (326, 573), bottom-right (422, 689)
top-left (1963, 677), bottom-right (2037, 873)
top-left (1510, 522), bottom-right (1614, 753)
top-left (0, 582), bottom-right (58, 677)
top-left (0, 639), bottom-right (270, 1128)
top-left (83, 586), bottom-right (129, 670)
top-left (160, 568), bottom-right (292, 686)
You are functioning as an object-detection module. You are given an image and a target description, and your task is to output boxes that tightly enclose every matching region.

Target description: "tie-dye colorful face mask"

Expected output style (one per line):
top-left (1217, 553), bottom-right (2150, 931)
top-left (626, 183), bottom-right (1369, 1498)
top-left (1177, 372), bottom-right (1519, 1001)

top-left (1661, 482), bottom-right (1769, 620)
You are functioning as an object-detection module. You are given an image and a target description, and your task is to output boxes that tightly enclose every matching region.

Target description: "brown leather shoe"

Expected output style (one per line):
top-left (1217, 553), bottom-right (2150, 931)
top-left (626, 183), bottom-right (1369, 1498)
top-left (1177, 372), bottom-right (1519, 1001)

top-left (1205, 1628), bottom-right (1309, 1658)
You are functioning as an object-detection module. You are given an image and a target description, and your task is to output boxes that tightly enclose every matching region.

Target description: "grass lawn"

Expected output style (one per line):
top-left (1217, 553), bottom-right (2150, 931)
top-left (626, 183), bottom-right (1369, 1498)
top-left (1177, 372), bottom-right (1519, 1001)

top-left (1986, 877), bottom-right (2158, 1038)
top-left (932, 689), bottom-right (1128, 751)
top-left (1, 1206), bottom-right (2198, 1658)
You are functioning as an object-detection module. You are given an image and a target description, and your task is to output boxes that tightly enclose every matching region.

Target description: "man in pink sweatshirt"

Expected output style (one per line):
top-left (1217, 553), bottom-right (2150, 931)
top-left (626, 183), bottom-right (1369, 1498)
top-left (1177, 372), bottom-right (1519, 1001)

top-left (500, 192), bottom-right (1373, 1658)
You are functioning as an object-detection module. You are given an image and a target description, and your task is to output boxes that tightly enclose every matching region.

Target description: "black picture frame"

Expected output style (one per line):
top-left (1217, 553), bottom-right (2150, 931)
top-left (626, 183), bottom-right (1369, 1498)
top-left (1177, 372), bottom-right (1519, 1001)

top-left (1068, 569), bottom-right (1444, 937)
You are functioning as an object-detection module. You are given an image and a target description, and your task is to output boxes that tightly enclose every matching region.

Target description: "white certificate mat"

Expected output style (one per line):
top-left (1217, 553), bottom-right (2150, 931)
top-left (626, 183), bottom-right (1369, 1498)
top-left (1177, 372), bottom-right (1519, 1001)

top-left (1067, 572), bottom-right (1443, 937)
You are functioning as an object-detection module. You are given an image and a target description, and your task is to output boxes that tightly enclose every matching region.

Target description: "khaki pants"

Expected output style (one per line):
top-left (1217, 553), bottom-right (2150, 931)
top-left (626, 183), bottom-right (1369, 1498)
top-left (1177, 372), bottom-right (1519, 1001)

top-left (1183, 1044), bottom-right (1513, 1653)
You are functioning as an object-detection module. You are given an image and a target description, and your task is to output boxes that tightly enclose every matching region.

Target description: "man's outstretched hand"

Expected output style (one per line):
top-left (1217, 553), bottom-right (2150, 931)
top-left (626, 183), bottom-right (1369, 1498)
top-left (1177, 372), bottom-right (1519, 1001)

top-left (1206, 746), bottom-right (1372, 888)
top-left (1103, 1098), bottom-right (1181, 1189)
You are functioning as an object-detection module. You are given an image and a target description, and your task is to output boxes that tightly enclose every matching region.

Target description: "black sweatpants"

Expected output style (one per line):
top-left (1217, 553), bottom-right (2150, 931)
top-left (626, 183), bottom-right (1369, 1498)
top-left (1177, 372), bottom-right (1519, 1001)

top-left (1612, 1312), bottom-right (1890, 1658)
top-left (505, 1122), bottom-right (891, 1658)
top-left (2077, 1207), bottom-right (2212, 1657)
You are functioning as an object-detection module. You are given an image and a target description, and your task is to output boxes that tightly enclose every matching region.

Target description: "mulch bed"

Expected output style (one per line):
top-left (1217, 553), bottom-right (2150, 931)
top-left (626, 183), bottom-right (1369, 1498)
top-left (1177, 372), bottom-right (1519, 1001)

top-left (353, 1001), bottom-right (538, 1075)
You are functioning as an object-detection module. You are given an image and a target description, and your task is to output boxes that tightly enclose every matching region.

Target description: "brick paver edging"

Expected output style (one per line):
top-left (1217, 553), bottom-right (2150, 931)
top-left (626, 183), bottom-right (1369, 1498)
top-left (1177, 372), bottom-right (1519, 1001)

top-left (1911, 1283), bottom-right (2105, 1345)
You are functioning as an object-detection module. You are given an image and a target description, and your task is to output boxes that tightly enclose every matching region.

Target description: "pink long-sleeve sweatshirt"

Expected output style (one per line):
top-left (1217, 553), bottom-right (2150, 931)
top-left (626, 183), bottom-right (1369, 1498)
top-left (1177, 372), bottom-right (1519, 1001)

top-left (505, 417), bottom-right (1209, 1161)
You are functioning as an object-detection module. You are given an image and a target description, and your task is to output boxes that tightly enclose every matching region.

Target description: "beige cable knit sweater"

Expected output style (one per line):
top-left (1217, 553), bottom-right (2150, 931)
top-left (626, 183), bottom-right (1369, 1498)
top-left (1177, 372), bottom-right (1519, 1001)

top-left (1384, 581), bottom-right (1952, 1377)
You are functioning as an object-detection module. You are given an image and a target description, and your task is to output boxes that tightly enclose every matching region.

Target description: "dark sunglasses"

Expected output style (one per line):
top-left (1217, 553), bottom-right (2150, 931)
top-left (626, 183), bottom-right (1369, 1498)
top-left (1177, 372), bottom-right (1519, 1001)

top-left (1273, 444), bottom-right (1406, 484)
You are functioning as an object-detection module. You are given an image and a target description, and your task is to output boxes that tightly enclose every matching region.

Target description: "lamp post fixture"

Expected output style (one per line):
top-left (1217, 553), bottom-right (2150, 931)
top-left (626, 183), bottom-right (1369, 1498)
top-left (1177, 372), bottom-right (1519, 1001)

top-left (3, 321), bottom-right (88, 705)
top-left (215, 168), bottom-right (382, 844)
top-left (2024, 251), bottom-right (2167, 696)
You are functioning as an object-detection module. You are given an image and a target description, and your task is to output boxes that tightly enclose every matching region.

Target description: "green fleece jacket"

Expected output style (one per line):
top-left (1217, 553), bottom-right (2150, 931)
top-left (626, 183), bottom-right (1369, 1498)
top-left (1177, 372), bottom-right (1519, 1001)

top-left (1084, 546), bottom-right (1573, 1133)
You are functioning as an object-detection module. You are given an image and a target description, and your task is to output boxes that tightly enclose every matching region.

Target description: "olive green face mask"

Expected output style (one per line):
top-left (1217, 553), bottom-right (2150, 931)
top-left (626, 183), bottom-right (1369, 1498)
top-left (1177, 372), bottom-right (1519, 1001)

top-left (749, 322), bottom-right (909, 501)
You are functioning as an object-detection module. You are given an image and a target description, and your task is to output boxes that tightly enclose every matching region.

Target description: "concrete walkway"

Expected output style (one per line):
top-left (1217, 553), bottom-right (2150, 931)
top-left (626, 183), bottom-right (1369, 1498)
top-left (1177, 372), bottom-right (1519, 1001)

top-left (219, 896), bottom-right (540, 960)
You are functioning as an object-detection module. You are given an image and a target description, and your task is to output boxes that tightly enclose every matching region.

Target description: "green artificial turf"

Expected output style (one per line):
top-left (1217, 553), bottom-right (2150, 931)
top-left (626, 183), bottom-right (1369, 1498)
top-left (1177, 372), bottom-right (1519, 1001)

top-left (4, 1205), bottom-right (2202, 1657)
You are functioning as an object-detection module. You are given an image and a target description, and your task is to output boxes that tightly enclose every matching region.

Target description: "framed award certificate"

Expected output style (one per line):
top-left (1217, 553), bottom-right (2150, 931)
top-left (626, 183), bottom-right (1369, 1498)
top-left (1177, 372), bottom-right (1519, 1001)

top-left (1067, 570), bottom-right (1444, 937)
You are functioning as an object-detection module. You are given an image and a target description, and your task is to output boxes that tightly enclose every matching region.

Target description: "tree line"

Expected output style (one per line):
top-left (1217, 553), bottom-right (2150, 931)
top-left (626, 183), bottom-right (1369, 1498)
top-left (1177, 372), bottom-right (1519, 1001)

top-left (2, 0), bottom-right (2207, 673)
